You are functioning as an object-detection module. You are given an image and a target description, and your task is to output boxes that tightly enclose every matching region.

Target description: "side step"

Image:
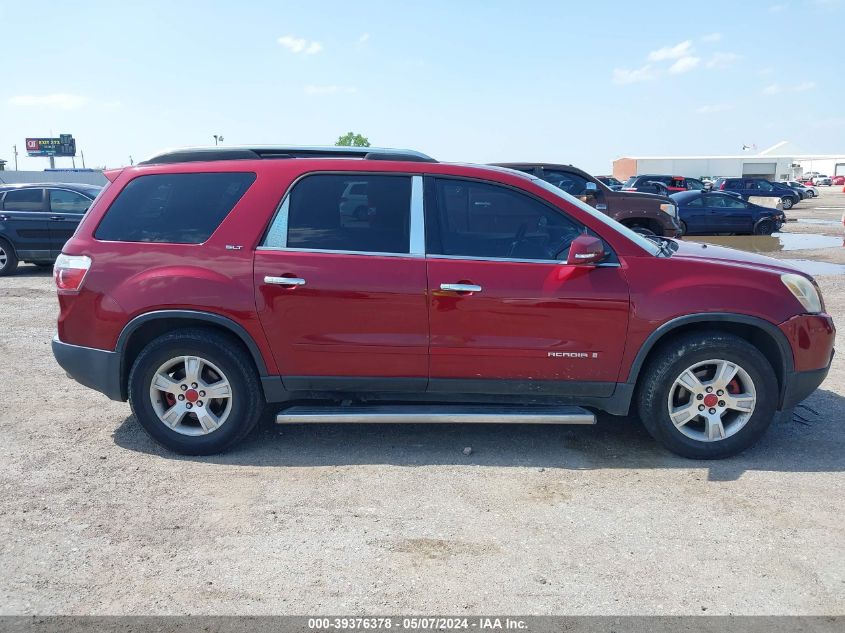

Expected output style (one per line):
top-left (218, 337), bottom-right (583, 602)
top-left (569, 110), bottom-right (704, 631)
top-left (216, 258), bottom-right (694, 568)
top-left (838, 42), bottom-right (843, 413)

top-left (275, 404), bottom-right (596, 425)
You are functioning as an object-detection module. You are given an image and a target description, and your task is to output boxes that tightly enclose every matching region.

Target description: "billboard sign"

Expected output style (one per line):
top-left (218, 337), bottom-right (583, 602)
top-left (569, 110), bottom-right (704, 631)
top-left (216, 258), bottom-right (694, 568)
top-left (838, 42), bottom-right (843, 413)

top-left (25, 134), bottom-right (76, 157)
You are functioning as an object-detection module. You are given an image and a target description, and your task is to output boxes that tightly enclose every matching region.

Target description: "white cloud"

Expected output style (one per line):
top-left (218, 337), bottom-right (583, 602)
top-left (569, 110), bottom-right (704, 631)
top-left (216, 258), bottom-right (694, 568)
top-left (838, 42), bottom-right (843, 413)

top-left (303, 84), bottom-right (357, 95)
top-left (705, 52), bottom-right (741, 69)
top-left (648, 40), bottom-right (693, 62)
top-left (8, 93), bottom-right (89, 109)
top-left (696, 103), bottom-right (735, 114)
top-left (668, 56), bottom-right (701, 74)
top-left (795, 80), bottom-right (816, 91)
top-left (701, 32), bottom-right (721, 42)
top-left (612, 64), bottom-right (656, 84)
top-left (762, 83), bottom-right (782, 95)
top-left (278, 35), bottom-right (323, 54)
top-left (357, 33), bottom-right (370, 45)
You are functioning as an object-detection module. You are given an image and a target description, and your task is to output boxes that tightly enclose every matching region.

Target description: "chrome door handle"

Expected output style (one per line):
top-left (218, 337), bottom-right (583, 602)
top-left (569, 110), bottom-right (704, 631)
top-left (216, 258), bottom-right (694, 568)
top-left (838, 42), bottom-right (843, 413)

top-left (50, 216), bottom-right (65, 221)
top-left (440, 283), bottom-right (482, 293)
top-left (264, 276), bottom-right (306, 286)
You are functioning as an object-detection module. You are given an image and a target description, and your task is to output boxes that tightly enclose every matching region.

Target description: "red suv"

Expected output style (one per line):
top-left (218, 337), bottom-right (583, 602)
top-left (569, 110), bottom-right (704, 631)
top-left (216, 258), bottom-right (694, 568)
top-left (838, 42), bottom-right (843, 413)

top-left (52, 146), bottom-right (835, 459)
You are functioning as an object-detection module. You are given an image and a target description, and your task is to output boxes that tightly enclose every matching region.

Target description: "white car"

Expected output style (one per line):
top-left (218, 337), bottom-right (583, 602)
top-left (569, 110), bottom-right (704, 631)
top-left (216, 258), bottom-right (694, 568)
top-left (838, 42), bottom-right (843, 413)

top-left (812, 175), bottom-right (832, 186)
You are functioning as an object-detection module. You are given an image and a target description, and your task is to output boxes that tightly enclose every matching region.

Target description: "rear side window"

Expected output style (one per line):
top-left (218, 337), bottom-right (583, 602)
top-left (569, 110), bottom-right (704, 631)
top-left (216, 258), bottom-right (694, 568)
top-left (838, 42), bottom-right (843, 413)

top-left (95, 173), bottom-right (255, 243)
top-left (264, 174), bottom-right (412, 254)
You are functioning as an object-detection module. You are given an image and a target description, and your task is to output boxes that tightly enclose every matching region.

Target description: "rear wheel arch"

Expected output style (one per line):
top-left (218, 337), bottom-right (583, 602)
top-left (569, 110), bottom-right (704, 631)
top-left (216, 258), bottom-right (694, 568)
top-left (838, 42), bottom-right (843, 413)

top-left (627, 314), bottom-right (793, 406)
top-left (116, 310), bottom-right (269, 399)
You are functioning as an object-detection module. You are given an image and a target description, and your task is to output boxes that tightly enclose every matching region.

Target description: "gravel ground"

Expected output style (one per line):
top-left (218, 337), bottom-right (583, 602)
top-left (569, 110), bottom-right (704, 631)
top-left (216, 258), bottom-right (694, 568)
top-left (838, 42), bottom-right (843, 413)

top-left (0, 188), bottom-right (843, 615)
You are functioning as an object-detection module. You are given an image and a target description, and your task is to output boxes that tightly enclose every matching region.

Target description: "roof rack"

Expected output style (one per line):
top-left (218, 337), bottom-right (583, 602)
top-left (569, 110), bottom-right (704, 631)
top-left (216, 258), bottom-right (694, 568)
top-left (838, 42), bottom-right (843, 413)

top-left (139, 145), bottom-right (437, 165)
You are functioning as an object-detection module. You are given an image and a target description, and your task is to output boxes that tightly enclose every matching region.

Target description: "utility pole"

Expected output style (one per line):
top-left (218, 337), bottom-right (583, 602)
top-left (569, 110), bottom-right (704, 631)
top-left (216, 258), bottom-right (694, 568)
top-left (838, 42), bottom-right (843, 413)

top-left (12, 145), bottom-right (18, 170)
top-left (81, 151), bottom-right (86, 168)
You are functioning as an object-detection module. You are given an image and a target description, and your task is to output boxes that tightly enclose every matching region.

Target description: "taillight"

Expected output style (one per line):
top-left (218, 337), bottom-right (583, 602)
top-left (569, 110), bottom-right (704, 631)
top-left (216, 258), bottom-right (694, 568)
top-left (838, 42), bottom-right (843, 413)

top-left (54, 254), bottom-right (92, 292)
top-left (719, 182), bottom-right (726, 190)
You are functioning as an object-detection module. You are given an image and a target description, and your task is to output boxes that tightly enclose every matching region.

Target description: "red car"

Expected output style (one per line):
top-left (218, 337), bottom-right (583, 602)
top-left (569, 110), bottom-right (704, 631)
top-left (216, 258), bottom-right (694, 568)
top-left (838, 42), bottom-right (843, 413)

top-left (832, 175), bottom-right (845, 186)
top-left (51, 146), bottom-right (835, 459)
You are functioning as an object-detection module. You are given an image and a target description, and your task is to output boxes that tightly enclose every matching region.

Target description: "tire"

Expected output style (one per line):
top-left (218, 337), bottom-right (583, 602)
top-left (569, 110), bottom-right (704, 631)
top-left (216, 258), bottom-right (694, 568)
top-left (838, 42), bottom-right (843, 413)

top-left (679, 220), bottom-right (688, 236)
top-left (636, 331), bottom-right (778, 459)
top-left (806, 190), bottom-right (815, 198)
top-left (0, 238), bottom-right (19, 277)
top-left (754, 219), bottom-right (776, 235)
top-left (128, 329), bottom-right (264, 455)
top-left (781, 197), bottom-right (794, 210)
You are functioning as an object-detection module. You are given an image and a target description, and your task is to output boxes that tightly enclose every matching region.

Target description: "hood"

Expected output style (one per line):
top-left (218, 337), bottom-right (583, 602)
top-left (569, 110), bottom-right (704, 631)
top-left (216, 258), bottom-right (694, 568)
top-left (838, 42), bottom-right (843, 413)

top-left (669, 239), bottom-right (810, 277)
top-left (613, 190), bottom-right (671, 204)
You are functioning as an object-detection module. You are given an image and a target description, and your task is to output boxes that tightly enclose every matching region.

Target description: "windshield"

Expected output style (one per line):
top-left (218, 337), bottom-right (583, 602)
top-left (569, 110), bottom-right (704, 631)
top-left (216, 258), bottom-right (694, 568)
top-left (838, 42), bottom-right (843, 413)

top-left (530, 177), bottom-right (661, 256)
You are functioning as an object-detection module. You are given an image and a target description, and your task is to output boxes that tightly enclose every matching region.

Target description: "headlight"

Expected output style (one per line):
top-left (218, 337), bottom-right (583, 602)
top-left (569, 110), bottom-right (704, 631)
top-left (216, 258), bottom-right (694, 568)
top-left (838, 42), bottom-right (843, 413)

top-left (781, 273), bottom-right (823, 313)
top-left (659, 203), bottom-right (677, 217)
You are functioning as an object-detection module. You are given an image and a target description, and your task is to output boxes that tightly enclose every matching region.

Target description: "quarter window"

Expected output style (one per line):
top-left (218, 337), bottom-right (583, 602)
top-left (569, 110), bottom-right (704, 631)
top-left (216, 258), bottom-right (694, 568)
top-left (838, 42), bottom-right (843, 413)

top-left (266, 174), bottom-right (412, 254)
top-left (95, 173), bottom-right (255, 243)
top-left (428, 178), bottom-right (584, 261)
top-left (2, 189), bottom-right (43, 211)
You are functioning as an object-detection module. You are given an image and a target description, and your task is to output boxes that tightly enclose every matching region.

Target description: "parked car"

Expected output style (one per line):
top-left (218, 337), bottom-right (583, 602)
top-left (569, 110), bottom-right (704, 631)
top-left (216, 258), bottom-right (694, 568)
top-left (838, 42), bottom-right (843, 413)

top-left (713, 178), bottom-right (801, 210)
top-left (0, 183), bottom-right (102, 276)
top-left (831, 176), bottom-right (845, 186)
top-left (596, 175), bottom-right (624, 191)
top-left (813, 175), bottom-right (832, 186)
top-left (671, 191), bottom-right (785, 235)
top-left (51, 146), bottom-right (835, 460)
top-left (494, 163), bottom-right (681, 237)
top-left (778, 180), bottom-right (813, 199)
top-left (623, 175), bottom-right (706, 194)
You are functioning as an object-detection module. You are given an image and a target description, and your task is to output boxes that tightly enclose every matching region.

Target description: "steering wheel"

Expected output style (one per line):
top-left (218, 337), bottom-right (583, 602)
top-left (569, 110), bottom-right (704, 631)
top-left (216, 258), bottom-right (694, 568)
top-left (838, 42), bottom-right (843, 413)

top-left (506, 222), bottom-right (529, 257)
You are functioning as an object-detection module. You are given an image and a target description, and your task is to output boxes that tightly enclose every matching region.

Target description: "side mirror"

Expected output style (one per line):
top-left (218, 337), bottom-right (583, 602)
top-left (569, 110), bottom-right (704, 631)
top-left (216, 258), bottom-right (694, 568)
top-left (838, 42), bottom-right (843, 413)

top-left (567, 234), bottom-right (606, 266)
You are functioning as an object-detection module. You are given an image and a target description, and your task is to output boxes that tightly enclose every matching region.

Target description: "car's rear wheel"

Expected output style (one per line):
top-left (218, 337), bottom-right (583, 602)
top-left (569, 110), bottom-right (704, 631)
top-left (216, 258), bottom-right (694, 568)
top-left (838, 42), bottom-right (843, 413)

top-left (128, 329), bottom-right (263, 455)
top-left (636, 332), bottom-right (777, 459)
top-left (679, 220), bottom-right (688, 235)
top-left (0, 238), bottom-right (19, 277)
top-left (781, 197), bottom-right (794, 210)
top-left (754, 218), bottom-right (776, 235)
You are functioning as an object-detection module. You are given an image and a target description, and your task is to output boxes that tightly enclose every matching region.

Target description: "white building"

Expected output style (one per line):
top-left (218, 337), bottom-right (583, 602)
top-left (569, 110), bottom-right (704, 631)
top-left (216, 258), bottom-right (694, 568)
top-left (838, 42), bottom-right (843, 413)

top-left (613, 141), bottom-right (845, 182)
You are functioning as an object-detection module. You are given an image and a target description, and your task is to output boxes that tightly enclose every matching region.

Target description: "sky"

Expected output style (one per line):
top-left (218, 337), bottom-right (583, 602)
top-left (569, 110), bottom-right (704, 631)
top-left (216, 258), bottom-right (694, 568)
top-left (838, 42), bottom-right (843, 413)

top-left (1, 0), bottom-right (843, 174)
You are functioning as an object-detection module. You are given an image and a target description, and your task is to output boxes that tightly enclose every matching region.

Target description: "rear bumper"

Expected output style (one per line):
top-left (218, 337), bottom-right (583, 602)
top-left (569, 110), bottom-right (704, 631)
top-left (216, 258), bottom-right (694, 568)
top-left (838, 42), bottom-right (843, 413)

top-left (52, 335), bottom-right (124, 401)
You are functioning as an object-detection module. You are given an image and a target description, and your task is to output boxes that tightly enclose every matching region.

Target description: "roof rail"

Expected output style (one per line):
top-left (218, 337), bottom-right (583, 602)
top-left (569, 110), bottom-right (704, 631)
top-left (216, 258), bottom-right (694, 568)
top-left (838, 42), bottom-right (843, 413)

top-left (139, 145), bottom-right (437, 165)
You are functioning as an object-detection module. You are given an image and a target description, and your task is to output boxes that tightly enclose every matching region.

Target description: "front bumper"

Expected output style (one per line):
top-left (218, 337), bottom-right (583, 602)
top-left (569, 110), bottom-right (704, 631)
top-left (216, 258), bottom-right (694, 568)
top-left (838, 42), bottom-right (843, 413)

top-left (52, 336), bottom-right (124, 401)
top-left (781, 362), bottom-right (832, 409)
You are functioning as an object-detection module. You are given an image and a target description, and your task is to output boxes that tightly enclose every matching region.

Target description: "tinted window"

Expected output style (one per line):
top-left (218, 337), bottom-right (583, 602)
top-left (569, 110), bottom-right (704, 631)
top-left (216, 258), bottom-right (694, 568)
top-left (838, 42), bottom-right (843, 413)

top-left (624, 177), bottom-right (637, 187)
top-left (540, 170), bottom-right (590, 196)
top-left (3, 189), bottom-right (43, 211)
top-left (686, 178), bottom-right (705, 190)
top-left (724, 180), bottom-right (740, 190)
top-left (49, 189), bottom-right (92, 214)
top-left (709, 194), bottom-right (747, 209)
top-left (684, 197), bottom-right (704, 208)
top-left (429, 178), bottom-right (584, 261)
top-left (271, 174), bottom-right (411, 254)
top-left (95, 173), bottom-right (254, 243)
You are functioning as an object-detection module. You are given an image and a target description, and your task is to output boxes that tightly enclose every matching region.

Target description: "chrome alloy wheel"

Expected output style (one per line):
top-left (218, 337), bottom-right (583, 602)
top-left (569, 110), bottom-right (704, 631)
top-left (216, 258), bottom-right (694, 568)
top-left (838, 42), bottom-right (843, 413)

top-left (149, 355), bottom-right (233, 436)
top-left (667, 359), bottom-right (756, 442)
top-left (0, 246), bottom-right (7, 268)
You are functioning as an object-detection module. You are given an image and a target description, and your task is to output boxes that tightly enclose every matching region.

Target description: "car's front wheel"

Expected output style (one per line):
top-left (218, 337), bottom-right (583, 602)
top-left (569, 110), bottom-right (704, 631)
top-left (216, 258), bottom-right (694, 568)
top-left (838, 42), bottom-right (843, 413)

top-left (128, 329), bottom-right (263, 455)
top-left (0, 238), bottom-right (19, 277)
top-left (781, 197), bottom-right (794, 210)
top-left (636, 332), bottom-right (778, 459)
top-left (754, 218), bottom-right (776, 235)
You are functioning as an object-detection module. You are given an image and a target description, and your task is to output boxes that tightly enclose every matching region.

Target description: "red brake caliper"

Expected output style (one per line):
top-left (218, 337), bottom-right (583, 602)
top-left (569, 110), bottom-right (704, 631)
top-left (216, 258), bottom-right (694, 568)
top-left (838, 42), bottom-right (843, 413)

top-left (165, 392), bottom-right (177, 407)
top-left (727, 378), bottom-right (741, 394)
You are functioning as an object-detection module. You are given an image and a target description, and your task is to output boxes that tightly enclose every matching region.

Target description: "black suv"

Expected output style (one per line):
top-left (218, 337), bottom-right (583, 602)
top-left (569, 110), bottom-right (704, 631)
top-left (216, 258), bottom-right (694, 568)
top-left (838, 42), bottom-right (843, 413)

top-left (714, 178), bottom-right (801, 210)
top-left (494, 163), bottom-right (681, 237)
top-left (0, 183), bottom-right (102, 276)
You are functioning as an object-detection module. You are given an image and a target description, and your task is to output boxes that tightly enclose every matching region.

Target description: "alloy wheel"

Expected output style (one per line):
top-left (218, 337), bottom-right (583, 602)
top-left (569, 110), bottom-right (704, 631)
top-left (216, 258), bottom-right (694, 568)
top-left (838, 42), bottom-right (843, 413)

top-left (149, 355), bottom-right (233, 436)
top-left (0, 246), bottom-right (6, 269)
top-left (667, 359), bottom-right (756, 442)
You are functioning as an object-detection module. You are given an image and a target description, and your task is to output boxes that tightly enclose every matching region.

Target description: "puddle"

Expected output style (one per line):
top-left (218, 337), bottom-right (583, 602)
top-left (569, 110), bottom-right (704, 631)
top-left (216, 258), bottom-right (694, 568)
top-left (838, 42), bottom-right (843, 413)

top-left (778, 260), bottom-right (845, 275)
top-left (685, 232), bottom-right (843, 253)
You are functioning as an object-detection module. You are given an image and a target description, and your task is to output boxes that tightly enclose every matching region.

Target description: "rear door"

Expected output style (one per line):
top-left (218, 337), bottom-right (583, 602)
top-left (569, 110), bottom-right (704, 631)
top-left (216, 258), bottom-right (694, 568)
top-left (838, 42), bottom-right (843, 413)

top-left (254, 172), bottom-right (429, 391)
top-left (423, 176), bottom-right (630, 396)
top-left (47, 188), bottom-right (93, 256)
top-left (0, 188), bottom-right (50, 260)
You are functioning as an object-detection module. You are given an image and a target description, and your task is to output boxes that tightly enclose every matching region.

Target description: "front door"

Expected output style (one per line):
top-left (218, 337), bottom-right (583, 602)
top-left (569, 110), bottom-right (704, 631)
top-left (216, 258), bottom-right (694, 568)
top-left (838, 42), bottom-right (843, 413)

top-left (703, 193), bottom-right (754, 233)
top-left (424, 176), bottom-right (630, 397)
top-left (254, 173), bottom-right (429, 392)
top-left (0, 188), bottom-right (50, 260)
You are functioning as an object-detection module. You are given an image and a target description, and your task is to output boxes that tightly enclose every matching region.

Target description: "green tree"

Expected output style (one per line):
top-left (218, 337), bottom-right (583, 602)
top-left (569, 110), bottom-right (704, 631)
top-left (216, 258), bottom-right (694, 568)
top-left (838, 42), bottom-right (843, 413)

top-left (335, 132), bottom-right (371, 147)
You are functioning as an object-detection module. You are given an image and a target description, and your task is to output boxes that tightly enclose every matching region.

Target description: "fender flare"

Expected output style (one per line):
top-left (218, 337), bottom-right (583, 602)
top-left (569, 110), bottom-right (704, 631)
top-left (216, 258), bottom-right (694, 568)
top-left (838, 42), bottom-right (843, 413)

top-left (115, 309), bottom-right (269, 375)
top-left (626, 312), bottom-right (794, 398)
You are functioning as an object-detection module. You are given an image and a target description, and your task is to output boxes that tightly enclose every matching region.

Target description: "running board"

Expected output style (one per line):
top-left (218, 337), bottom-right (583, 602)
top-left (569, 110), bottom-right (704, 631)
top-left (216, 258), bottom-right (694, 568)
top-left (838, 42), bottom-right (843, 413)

top-left (275, 405), bottom-right (596, 425)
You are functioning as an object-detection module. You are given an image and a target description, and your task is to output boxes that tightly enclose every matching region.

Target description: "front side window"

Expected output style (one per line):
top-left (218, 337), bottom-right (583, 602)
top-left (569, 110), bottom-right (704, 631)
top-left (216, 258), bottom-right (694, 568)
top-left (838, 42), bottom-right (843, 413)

top-left (428, 178), bottom-right (584, 261)
top-left (540, 170), bottom-right (589, 197)
top-left (267, 174), bottom-right (412, 254)
top-left (709, 194), bottom-right (747, 209)
top-left (685, 197), bottom-right (705, 208)
top-left (49, 189), bottom-right (92, 214)
top-left (95, 173), bottom-right (255, 243)
top-left (2, 189), bottom-right (43, 211)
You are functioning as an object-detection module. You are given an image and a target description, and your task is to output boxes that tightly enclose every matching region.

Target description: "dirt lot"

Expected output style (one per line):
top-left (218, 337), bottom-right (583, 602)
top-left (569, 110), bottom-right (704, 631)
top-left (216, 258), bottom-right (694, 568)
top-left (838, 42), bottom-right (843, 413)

top-left (1, 188), bottom-right (843, 615)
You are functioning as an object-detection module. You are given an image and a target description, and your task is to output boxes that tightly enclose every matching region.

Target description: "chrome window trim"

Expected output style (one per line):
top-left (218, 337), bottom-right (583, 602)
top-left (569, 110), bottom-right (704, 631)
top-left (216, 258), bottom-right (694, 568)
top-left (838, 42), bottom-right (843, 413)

top-left (427, 253), bottom-right (620, 267)
top-left (259, 171), bottom-right (421, 257)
